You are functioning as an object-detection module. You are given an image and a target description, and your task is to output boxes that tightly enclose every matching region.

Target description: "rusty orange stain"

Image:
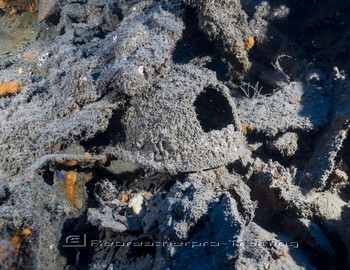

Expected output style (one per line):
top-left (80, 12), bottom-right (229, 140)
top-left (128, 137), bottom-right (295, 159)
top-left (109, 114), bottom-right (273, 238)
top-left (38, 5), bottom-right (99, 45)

top-left (242, 122), bottom-right (254, 135)
top-left (9, 8), bottom-right (17, 14)
top-left (0, 82), bottom-right (21, 97)
top-left (11, 235), bottom-right (21, 259)
top-left (290, 97), bottom-right (301, 105)
top-left (23, 50), bottom-right (39, 61)
top-left (65, 171), bottom-right (77, 206)
top-left (0, 0), bottom-right (6, 9)
top-left (21, 228), bottom-right (32, 237)
top-left (84, 152), bottom-right (92, 160)
top-left (54, 157), bottom-right (64, 164)
top-left (244, 36), bottom-right (255, 50)
top-left (64, 160), bottom-right (78, 167)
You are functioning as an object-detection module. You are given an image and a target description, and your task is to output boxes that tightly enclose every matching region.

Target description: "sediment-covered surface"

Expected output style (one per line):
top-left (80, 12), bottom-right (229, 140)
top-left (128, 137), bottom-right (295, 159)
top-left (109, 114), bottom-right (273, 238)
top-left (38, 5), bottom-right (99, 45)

top-left (1, 0), bottom-right (350, 269)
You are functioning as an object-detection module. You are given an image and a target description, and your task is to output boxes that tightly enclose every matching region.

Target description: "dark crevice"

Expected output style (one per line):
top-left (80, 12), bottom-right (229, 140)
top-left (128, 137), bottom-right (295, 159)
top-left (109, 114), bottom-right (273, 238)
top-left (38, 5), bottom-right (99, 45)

top-left (93, 165), bottom-right (145, 187)
top-left (46, 11), bottom-right (61, 26)
top-left (228, 187), bottom-right (251, 225)
top-left (80, 101), bottom-right (129, 152)
top-left (42, 167), bottom-right (54, 186)
top-left (244, 129), bottom-right (319, 172)
top-left (172, 8), bottom-right (213, 64)
top-left (313, 216), bottom-right (349, 269)
top-left (269, 0), bottom-right (350, 71)
top-left (172, 7), bottom-right (229, 80)
top-left (247, 175), bottom-right (344, 269)
top-left (0, 186), bottom-right (11, 205)
top-left (248, 178), bottom-right (288, 233)
top-left (204, 58), bottom-right (230, 81)
top-left (126, 237), bottom-right (156, 259)
top-left (227, 161), bottom-right (249, 176)
top-left (194, 86), bottom-right (234, 132)
top-left (58, 217), bottom-right (99, 268)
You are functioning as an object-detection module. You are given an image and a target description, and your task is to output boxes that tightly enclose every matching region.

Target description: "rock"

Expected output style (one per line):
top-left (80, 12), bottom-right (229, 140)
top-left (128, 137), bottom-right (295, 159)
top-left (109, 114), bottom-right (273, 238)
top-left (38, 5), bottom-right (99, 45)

top-left (237, 82), bottom-right (331, 137)
top-left (293, 219), bottom-right (337, 259)
top-left (235, 223), bottom-right (315, 270)
top-left (305, 83), bottom-right (350, 189)
top-left (38, 0), bottom-right (57, 21)
top-left (87, 208), bottom-right (128, 232)
top-left (1, 0), bottom-right (350, 269)
top-left (115, 66), bottom-right (247, 172)
top-left (267, 132), bottom-right (299, 157)
top-left (333, 169), bottom-right (348, 183)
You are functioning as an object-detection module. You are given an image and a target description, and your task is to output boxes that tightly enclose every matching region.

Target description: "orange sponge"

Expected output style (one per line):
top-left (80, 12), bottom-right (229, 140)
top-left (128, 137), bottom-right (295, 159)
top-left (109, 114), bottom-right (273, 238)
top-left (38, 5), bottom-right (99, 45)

top-left (0, 82), bottom-right (21, 96)
top-left (65, 171), bottom-right (77, 206)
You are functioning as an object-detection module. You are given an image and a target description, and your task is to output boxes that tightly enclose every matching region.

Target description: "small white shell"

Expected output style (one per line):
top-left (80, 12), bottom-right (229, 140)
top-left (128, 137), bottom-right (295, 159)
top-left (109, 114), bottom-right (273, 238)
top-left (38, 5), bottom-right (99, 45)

top-left (137, 66), bottom-right (144, 75)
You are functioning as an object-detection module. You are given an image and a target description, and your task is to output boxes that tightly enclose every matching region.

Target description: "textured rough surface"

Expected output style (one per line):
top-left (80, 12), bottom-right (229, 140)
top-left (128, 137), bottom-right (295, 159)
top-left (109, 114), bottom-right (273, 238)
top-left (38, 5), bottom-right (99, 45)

top-left (112, 65), bottom-right (247, 172)
top-left (184, 0), bottom-right (252, 78)
top-left (306, 79), bottom-right (350, 189)
top-left (237, 82), bottom-right (331, 137)
top-left (38, 0), bottom-right (56, 21)
top-left (267, 132), bottom-right (299, 157)
top-left (1, 0), bottom-right (350, 269)
top-left (235, 223), bottom-right (315, 270)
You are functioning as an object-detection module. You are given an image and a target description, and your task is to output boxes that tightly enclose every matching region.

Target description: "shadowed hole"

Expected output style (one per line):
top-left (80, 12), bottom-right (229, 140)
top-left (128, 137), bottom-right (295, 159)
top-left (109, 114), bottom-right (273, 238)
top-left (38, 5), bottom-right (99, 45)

top-left (194, 87), bottom-right (234, 132)
top-left (42, 167), bottom-right (54, 186)
top-left (80, 102), bottom-right (129, 153)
